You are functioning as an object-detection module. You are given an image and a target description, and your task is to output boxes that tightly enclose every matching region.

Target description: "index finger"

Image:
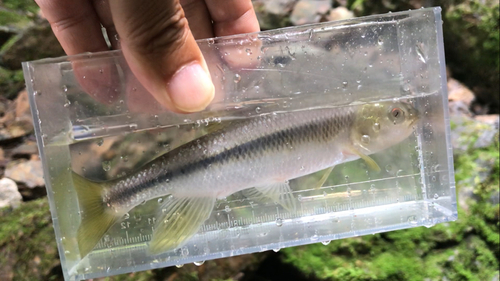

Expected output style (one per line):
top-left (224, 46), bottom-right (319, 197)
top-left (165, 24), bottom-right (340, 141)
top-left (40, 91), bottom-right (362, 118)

top-left (204, 0), bottom-right (260, 37)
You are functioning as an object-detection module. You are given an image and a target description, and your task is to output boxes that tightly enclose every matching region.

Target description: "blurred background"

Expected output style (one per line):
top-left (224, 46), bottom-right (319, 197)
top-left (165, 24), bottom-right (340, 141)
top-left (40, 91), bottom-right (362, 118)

top-left (0, 0), bottom-right (498, 280)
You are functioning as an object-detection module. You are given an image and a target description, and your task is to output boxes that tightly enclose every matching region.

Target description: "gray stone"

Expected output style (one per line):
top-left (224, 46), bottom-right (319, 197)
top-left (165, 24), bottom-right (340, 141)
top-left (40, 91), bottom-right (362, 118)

top-left (327, 7), bottom-right (354, 21)
top-left (0, 177), bottom-right (22, 208)
top-left (264, 0), bottom-right (297, 15)
top-left (5, 159), bottom-right (44, 188)
top-left (290, 0), bottom-right (331, 26)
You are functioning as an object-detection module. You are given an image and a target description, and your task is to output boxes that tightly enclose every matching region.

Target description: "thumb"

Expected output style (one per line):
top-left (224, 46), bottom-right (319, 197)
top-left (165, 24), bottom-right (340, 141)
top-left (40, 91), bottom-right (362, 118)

top-left (109, 0), bottom-right (214, 112)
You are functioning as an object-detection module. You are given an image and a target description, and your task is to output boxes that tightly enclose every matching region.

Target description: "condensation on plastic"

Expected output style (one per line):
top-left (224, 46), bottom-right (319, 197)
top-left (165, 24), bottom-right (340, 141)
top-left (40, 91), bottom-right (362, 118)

top-left (23, 7), bottom-right (456, 281)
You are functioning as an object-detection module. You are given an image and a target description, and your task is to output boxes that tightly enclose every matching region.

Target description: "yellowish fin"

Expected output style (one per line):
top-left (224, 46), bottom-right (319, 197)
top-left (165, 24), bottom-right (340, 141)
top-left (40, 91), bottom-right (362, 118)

top-left (72, 172), bottom-right (120, 258)
top-left (314, 166), bottom-right (335, 190)
top-left (245, 182), bottom-right (297, 212)
top-left (149, 196), bottom-right (215, 254)
top-left (348, 145), bottom-right (381, 172)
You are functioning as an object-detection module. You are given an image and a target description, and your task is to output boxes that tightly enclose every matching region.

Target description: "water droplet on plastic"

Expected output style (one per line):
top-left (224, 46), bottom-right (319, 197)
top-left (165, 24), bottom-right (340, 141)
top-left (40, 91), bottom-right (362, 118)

top-left (378, 38), bottom-right (383, 45)
top-left (63, 101), bottom-right (71, 107)
top-left (342, 81), bottom-right (348, 88)
top-left (273, 248), bottom-right (280, 252)
top-left (194, 261), bottom-right (205, 266)
top-left (102, 161), bottom-right (111, 172)
top-left (431, 176), bottom-right (437, 182)
top-left (433, 194), bottom-right (439, 199)
top-left (62, 85), bottom-right (68, 92)
top-left (275, 218), bottom-right (283, 227)
top-left (255, 106), bottom-right (262, 113)
top-left (321, 240), bottom-right (331, 245)
top-left (310, 234), bottom-right (319, 241)
top-left (225, 205), bottom-right (231, 212)
top-left (175, 264), bottom-right (184, 268)
top-left (361, 134), bottom-right (371, 144)
top-left (396, 169), bottom-right (404, 177)
top-left (158, 198), bottom-right (164, 204)
top-left (123, 213), bottom-right (130, 219)
top-left (372, 122), bottom-right (380, 132)
top-left (297, 195), bottom-right (303, 201)
top-left (233, 74), bottom-right (241, 83)
top-left (385, 164), bottom-right (393, 173)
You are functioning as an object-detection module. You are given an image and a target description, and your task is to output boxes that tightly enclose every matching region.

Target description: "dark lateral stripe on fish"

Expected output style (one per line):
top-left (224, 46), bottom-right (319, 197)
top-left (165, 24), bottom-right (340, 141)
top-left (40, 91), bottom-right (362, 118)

top-left (106, 109), bottom-right (355, 205)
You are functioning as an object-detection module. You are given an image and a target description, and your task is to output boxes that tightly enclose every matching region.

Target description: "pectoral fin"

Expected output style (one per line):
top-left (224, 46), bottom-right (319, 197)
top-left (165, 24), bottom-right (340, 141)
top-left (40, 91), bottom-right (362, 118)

top-left (314, 166), bottom-right (335, 189)
top-left (348, 145), bottom-right (381, 172)
top-left (246, 182), bottom-right (297, 212)
top-left (150, 196), bottom-right (215, 254)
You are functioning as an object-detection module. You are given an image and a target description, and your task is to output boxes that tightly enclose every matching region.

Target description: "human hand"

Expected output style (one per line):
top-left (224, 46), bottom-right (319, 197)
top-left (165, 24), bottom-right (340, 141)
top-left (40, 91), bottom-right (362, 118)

top-left (35, 0), bottom-right (260, 112)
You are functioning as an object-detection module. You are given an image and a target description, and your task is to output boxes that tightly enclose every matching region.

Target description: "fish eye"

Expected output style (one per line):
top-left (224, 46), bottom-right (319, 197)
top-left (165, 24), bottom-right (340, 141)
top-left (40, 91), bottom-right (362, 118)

top-left (389, 107), bottom-right (405, 123)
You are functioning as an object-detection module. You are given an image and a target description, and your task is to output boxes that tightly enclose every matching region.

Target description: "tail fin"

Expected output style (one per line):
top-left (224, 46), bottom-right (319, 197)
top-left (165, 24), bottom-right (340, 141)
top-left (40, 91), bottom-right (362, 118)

top-left (72, 172), bottom-right (119, 258)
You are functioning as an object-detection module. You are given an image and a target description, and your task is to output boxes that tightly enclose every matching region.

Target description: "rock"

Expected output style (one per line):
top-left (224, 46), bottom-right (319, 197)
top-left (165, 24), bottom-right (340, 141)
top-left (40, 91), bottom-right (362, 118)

top-left (448, 78), bottom-right (475, 107)
top-left (475, 114), bottom-right (500, 128)
top-left (0, 20), bottom-right (64, 70)
top-left (253, 0), bottom-right (294, 30)
top-left (5, 159), bottom-right (44, 188)
top-left (11, 141), bottom-right (38, 158)
top-left (0, 177), bottom-right (22, 209)
top-left (0, 89), bottom-right (33, 141)
top-left (0, 147), bottom-right (4, 167)
top-left (290, 0), bottom-right (331, 25)
top-left (450, 114), bottom-right (498, 154)
top-left (263, 0), bottom-right (297, 16)
top-left (327, 6), bottom-right (354, 21)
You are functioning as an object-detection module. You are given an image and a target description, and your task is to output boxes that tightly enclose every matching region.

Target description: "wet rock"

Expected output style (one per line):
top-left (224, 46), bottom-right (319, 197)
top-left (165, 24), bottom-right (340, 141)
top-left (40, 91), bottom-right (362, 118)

top-left (0, 20), bottom-right (64, 70)
top-left (0, 177), bottom-right (22, 208)
top-left (327, 6), bottom-right (354, 21)
top-left (5, 159), bottom-right (44, 188)
top-left (290, 0), bottom-right (331, 25)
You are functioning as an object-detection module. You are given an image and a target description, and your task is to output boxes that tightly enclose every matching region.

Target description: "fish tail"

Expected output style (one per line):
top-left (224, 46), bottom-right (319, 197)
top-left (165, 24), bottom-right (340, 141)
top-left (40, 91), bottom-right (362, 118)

top-left (72, 172), bottom-right (119, 258)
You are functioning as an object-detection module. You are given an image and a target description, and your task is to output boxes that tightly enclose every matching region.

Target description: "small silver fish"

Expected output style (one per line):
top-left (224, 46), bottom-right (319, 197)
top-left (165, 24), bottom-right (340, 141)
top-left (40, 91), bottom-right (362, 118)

top-left (73, 101), bottom-right (419, 257)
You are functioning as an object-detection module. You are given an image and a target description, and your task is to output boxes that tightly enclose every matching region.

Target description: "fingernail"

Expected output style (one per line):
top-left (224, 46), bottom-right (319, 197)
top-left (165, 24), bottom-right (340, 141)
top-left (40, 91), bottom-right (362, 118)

top-left (167, 63), bottom-right (214, 112)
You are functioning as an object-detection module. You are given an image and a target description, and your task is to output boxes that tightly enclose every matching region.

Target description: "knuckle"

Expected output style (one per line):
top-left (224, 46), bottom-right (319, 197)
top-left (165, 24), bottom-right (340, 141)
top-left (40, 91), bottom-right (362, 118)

top-left (125, 7), bottom-right (189, 56)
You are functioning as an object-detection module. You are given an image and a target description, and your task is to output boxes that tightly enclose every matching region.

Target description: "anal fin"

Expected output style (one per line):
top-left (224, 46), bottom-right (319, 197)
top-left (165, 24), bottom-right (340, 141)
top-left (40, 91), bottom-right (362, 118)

top-left (149, 196), bottom-right (215, 254)
top-left (248, 182), bottom-right (297, 213)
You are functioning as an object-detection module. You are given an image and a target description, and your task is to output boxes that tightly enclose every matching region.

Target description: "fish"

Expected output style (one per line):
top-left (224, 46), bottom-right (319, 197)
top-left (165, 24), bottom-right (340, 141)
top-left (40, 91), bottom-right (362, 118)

top-left (72, 100), bottom-right (419, 257)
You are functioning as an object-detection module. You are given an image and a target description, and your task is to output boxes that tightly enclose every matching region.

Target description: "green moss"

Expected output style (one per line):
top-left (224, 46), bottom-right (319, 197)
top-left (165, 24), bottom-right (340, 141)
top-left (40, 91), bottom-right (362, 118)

top-left (0, 198), bottom-right (60, 281)
top-left (0, 67), bottom-right (25, 99)
top-left (281, 133), bottom-right (499, 280)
